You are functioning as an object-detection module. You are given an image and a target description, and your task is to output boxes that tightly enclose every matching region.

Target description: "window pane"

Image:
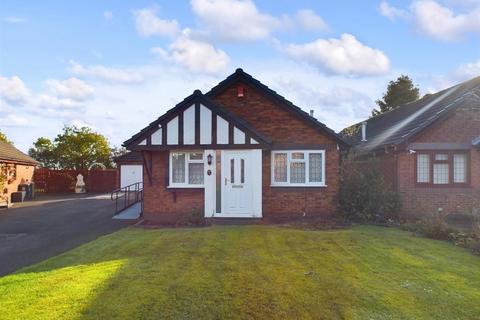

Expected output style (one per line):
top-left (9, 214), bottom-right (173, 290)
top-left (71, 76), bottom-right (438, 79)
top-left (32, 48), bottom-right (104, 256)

top-left (417, 154), bottom-right (430, 183)
top-left (188, 163), bottom-right (204, 184)
top-left (290, 162), bottom-right (306, 183)
top-left (433, 163), bottom-right (449, 184)
top-left (453, 154), bottom-right (467, 183)
top-left (274, 153), bottom-right (287, 182)
top-left (172, 153), bottom-right (185, 183)
top-left (230, 159), bottom-right (235, 183)
top-left (190, 152), bottom-right (203, 160)
top-left (435, 154), bottom-right (448, 161)
top-left (309, 153), bottom-right (323, 182)
top-left (292, 152), bottom-right (304, 160)
top-left (241, 159), bottom-right (245, 183)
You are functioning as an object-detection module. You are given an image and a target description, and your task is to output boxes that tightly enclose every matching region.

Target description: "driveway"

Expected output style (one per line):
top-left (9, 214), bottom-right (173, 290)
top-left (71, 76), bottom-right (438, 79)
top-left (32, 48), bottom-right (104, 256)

top-left (0, 193), bottom-right (136, 276)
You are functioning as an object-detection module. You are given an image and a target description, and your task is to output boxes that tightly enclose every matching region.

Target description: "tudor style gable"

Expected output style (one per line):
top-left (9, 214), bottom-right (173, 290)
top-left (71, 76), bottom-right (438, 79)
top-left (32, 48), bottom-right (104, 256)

top-left (124, 90), bottom-right (271, 151)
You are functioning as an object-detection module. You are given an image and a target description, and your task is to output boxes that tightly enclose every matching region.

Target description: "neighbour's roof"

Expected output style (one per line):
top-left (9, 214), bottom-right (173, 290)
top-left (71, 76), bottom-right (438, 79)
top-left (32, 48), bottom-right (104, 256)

top-left (342, 76), bottom-right (480, 152)
top-left (0, 141), bottom-right (39, 165)
top-left (206, 68), bottom-right (350, 147)
top-left (114, 151), bottom-right (143, 163)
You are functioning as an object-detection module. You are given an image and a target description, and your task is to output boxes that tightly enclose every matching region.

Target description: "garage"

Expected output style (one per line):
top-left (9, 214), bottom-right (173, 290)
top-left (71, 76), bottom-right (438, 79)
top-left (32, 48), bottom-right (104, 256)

top-left (114, 152), bottom-right (144, 188)
top-left (120, 164), bottom-right (143, 188)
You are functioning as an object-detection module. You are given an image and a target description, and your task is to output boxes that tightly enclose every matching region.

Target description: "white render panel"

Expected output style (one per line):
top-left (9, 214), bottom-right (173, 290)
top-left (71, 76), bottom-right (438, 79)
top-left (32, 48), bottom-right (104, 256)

top-left (217, 116), bottom-right (229, 144)
top-left (233, 127), bottom-right (245, 144)
top-left (138, 139), bottom-right (147, 145)
top-left (183, 105), bottom-right (195, 145)
top-left (167, 116), bottom-right (179, 145)
top-left (251, 138), bottom-right (259, 144)
top-left (151, 128), bottom-right (162, 145)
top-left (200, 105), bottom-right (212, 144)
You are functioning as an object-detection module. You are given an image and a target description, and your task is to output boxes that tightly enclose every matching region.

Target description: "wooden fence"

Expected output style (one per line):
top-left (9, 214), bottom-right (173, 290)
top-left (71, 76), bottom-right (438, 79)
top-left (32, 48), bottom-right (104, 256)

top-left (34, 168), bottom-right (118, 193)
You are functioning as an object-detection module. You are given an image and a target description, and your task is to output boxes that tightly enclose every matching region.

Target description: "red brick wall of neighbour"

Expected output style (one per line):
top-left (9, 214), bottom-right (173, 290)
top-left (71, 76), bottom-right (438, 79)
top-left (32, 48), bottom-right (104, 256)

top-left (213, 81), bottom-right (341, 220)
top-left (143, 151), bottom-right (204, 223)
top-left (1, 163), bottom-right (34, 204)
top-left (396, 106), bottom-right (480, 218)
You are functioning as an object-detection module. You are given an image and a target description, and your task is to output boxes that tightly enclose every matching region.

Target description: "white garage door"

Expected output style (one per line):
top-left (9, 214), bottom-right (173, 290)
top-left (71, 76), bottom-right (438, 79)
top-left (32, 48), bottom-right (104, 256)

top-left (120, 165), bottom-right (143, 188)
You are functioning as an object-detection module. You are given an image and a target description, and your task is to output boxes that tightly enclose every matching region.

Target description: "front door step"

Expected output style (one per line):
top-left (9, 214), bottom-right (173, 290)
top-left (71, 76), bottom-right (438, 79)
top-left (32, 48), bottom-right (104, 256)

top-left (207, 217), bottom-right (263, 225)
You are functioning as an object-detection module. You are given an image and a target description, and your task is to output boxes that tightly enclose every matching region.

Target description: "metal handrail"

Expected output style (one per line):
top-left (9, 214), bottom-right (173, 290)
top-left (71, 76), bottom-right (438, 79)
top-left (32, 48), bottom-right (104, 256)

top-left (111, 182), bottom-right (144, 215)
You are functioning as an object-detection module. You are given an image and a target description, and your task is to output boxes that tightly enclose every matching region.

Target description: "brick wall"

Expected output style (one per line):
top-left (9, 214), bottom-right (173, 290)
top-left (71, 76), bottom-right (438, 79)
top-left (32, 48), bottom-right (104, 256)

top-left (1, 162), bottom-right (35, 204)
top-left (397, 106), bottom-right (480, 218)
top-left (143, 151), bottom-right (204, 223)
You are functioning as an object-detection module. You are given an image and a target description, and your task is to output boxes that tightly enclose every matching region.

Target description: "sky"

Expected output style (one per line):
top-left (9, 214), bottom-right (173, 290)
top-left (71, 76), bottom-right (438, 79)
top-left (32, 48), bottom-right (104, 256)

top-left (1, 0), bottom-right (480, 152)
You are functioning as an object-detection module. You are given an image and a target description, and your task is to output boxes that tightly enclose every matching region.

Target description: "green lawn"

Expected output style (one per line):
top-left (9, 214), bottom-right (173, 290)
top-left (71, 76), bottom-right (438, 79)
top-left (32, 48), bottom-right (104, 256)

top-left (1, 226), bottom-right (480, 320)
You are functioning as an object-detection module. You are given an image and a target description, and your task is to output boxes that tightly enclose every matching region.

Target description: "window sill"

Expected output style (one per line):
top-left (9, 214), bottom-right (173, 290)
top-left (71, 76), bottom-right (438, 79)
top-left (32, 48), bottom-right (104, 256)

top-left (270, 184), bottom-right (327, 188)
top-left (167, 185), bottom-right (204, 189)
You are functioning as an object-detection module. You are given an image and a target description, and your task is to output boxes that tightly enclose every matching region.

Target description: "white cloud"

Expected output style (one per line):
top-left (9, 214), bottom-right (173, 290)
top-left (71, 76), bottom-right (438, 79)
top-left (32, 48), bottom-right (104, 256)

top-left (380, 1), bottom-right (480, 41)
top-left (284, 34), bottom-right (390, 76)
top-left (379, 1), bottom-right (410, 20)
top-left (295, 9), bottom-right (328, 32)
top-left (411, 0), bottom-right (480, 41)
top-left (454, 59), bottom-right (480, 79)
top-left (132, 7), bottom-right (180, 38)
top-left (0, 75), bottom-right (30, 103)
top-left (67, 61), bottom-right (144, 83)
top-left (3, 16), bottom-right (26, 23)
top-left (45, 77), bottom-right (94, 101)
top-left (152, 30), bottom-right (230, 75)
top-left (36, 94), bottom-right (82, 109)
top-left (0, 114), bottom-right (30, 127)
top-left (103, 11), bottom-right (113, 20)
top-left (190, 0), bottom-right (280, 41)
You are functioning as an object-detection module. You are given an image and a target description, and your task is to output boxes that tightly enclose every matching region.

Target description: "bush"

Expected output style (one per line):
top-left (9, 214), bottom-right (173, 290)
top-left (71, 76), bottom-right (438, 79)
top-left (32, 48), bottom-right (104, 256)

top-left (338, 166), bottom-right (402, 223)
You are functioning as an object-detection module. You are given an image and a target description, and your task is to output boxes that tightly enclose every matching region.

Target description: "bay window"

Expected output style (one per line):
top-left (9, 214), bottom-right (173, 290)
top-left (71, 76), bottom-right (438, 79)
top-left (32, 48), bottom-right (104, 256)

top-left (271, 150), bottom-right (326, 186)
top-left (169, 151), bottom-right (204, 187)
top-left (416, 151), bottom-right (469, 187)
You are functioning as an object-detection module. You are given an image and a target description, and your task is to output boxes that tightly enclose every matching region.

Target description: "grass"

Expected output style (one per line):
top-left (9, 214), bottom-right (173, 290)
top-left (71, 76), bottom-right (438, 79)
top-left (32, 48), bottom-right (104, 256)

top-left (1, 225), bottom-right (480, 320)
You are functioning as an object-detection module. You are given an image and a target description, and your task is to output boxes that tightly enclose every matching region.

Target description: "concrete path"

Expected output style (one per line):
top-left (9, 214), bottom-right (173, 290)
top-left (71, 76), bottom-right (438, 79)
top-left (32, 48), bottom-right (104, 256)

top-left (0, 193), bottom-right (136, 276)
top-left (113, 202), bottom-right (142, 220)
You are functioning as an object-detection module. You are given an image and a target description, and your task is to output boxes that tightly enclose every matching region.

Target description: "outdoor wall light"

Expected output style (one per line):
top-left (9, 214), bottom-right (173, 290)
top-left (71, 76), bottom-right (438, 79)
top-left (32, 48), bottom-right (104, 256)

top-left (207, 154), bottom-right (213, 165)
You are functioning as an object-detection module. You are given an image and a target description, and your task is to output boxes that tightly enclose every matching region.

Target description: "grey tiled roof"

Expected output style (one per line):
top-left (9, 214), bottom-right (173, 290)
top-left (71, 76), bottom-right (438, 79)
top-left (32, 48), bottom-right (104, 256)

top-left (0, 141), bottom-right (39, 165)
top-left (342, 76), bottom-right (480, 152)
top-left (114, 151), bottom-right (143, 163)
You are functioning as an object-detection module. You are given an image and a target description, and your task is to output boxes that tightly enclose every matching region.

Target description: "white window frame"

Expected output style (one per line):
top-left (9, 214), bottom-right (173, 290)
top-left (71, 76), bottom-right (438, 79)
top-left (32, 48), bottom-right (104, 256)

top-left (168, 151), bottom-right (205, 188)
top-left (270, 150), bottom-right (326, 187)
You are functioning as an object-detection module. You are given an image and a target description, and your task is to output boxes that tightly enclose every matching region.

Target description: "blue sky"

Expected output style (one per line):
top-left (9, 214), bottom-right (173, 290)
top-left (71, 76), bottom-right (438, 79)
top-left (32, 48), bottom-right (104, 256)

top-left (1, 0), bottom-right (480, 152)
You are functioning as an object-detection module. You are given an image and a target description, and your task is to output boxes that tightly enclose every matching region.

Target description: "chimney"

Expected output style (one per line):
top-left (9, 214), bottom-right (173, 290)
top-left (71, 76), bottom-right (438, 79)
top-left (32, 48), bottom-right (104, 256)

top-left (309, 109), bottom-right (314, 117)
top-left (361, 121), bottom-right (367, 142)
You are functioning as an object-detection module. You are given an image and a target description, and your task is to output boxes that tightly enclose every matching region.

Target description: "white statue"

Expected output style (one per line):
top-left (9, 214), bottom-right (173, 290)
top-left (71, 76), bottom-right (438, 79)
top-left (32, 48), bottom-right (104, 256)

top-left (75, 174), bottom-right (86, 193)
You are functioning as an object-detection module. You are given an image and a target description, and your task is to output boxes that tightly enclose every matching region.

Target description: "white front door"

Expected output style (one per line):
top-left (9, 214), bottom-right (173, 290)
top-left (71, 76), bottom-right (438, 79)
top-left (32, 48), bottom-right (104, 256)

top-left (221, 150), bottom-right (255, 215)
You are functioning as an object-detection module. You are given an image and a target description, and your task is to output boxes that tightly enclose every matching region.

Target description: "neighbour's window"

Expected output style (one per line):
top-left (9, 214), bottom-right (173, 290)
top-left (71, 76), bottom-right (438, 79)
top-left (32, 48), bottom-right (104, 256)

top-left (170, 152), bottom-right (204, 187)
top-left (271, 150), bottom-right (325, 186)
top-left (416, 152), bottom-right (469, 186)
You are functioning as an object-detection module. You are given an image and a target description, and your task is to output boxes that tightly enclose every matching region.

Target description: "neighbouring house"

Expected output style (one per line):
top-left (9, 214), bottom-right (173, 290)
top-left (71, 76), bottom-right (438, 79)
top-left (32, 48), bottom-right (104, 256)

top-left (124, 68), bottom-right (349, 223)
top-left (342, 76), bottom-right (480, 219)
top-left (114, 151), bottom-right (143, 189)
top-left (0, 141), bottom-right (39, 206)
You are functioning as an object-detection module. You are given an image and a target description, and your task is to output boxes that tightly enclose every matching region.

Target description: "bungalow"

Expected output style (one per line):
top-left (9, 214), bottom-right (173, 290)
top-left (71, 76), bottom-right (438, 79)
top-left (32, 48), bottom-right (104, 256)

top-left (0, 141), bottom-right (39, 206)
top-left (342, 76), bottom-right (480, 219)
top-left (124, 68), bottom-right (349, 223)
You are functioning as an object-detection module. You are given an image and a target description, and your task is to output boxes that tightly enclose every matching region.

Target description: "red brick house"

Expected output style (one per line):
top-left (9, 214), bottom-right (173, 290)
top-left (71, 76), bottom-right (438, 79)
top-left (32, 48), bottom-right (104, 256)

top-left (343, 76), bottom-right (480, 219)
top-left (0, 141), bottom-right (39, 206)
top-left (124, 69), bottom-right (349, 223)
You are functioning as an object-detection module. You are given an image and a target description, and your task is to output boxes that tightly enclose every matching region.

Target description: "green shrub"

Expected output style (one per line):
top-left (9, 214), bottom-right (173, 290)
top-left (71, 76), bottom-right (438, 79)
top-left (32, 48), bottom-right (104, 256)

top-left (338, 166), bottom-right (402, 222)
